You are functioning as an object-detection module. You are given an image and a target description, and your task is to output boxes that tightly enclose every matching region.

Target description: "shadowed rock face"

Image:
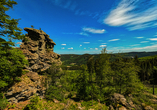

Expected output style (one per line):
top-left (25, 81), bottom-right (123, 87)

top-left (20, 28), bottom-right (62, 72)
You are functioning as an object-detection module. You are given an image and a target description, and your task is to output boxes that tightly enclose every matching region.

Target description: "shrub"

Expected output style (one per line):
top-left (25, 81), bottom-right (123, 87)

top-left (0, 47), bottom-right (28, 90)
top-left (0, 93), bottom-right (9, 110)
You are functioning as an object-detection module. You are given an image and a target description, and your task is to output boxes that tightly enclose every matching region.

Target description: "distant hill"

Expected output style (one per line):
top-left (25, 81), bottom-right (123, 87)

top-left (61, 51), bottom-right (157, 65)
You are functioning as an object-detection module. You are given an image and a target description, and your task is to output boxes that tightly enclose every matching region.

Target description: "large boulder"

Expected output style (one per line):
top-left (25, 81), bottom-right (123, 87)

top-left (19, 27), bottom-right (61, 72)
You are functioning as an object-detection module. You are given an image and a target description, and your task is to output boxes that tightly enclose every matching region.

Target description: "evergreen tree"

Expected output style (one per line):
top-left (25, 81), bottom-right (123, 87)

top-left (95, 48), bottom-right (114, 98)
top-left (0, 0), bottom-right (26, 48)
top-left (76, 64), bottom-right (90, 100)
top-left (111, 55), bottom-right (142, 94)
top-left (0, 0), bottom-right (28, 91)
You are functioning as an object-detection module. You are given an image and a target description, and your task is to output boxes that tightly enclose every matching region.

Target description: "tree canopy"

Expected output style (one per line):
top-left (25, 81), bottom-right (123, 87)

top-left (0, 0), bottom-right (26, 48)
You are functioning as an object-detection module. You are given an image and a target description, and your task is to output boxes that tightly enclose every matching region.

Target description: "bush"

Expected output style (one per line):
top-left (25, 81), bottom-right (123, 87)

top-left (0, 93), bottom-right (9, 110)
top-left (24, 95), bottom-right (40, 110)
top-left (0, 47), bottom-right (28, 90)
top-left (45, 85), bottom-right (65, 101)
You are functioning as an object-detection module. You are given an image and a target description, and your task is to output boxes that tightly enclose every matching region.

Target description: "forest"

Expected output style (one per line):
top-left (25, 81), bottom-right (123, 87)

top-left (1, 0), bottom-right (157, 110)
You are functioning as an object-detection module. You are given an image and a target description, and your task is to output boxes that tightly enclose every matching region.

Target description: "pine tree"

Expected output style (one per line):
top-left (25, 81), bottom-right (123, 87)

top-left (76, 64), bottom-right (90, 100)
top-left (95, 48), bottom-right (114, 98)
top-left (0, 0), bottom-right (26, 48)
top-left (111, 54), bottom-right (142, 94)
top-left (0, 0), bottom-right (28, 90)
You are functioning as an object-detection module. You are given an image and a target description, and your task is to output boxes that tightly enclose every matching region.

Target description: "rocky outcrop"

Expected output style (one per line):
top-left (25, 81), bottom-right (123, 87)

top-left (5, 70), bottom-right (47, 103)
top-left (5, 28), bottom-right (62, 103)
top-left (20, 27), bottom-right (62, 72)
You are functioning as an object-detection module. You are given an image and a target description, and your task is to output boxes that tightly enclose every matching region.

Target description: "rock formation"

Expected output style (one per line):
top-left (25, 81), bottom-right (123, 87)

top-left (5, 71), bottom-right (46, 103)
top-left (5, 28), bottom-right (62, 103)
top-left (20, 27), bottom-right (62, 72)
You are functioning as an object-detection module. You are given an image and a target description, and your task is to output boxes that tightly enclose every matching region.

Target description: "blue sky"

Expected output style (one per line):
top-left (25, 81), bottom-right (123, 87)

top-left (5, 0), bottom-right (157, 54)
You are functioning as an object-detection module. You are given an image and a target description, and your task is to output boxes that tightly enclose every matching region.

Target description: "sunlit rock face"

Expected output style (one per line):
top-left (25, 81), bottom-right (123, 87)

top-left (5, 28), bottom-right (62, 104)
top-left (20, 27), bottom-right (62, 72)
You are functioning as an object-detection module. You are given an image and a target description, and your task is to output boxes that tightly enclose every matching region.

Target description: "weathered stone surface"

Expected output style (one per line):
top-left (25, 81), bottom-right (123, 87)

top-left (5, 72), bottom-right (47, 103)
top-left (110, 93), bottom-right (136, 110)
top-left (119, 106), bottom-right (127, 110)
top-left (19, 27), bottom-right (61, 72)
top-left (5, 28), bottom-right (62, 104)
top-left (144, 106), bottom-right (154, 110)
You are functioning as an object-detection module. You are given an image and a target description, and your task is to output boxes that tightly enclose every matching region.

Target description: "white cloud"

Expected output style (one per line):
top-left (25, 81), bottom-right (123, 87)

top-left (104, 0), bottom-right (157, 30)
top-left (135, 37), bottom-right (144, 39)
top-left (61, 44), bottom-right (66, 46)
top-left (99, 45), bottom-right (107, 48)
top-left (84, 48), bottom-right (86, 49)
top-left (108, 39), bottom-right (120, 42)
top-left (90, 48), bottom-right (93, 49)
top-left (79, 32), bottom-right (89, 36)
top-left (82, 27), bottom-right (106, 34)
top-left (140, 41), bottom-right (149, 43)
top-left (63, 32), bottom-right (89, 36)
top-left (107, 44), bottom-right (157, 53)
top-left (61, 47), bottom-right (65, 49)
top-left (68, 47), bottom-right (73, 49)
top-left (149, 38), bottom-right (157, 41)
top-left (83, 42), bottom-right (90, 44)
top-left (79, 44), bottom-right (82, 47)
top-left (95, 48), bottom-right (98, 50)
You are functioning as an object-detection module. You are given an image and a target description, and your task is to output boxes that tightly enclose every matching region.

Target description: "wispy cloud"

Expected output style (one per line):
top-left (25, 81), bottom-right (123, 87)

top-left (108, 39), bottom-right (120, 42)
top-left (68, 47), bottom-right (73, 49)
top-left (61, 44), bottom-right (66, 46)
top-left (82, 27), bottom-right (106, 34)
top-left (140, 41), bottom-right (149, 43)
top-left (103, 0), bottom-right (157, 30)
top-left (99, 45), bottom-right (107, 48)
top-left (49, 0), bottom-right (77, 11)
top-left (83, 42), bottom-right (90, 44)
top-left (62, 32), bottom-right (89, 36)
top-left (135, 37), bottom-right (144, 39)
top-left (79, 32), bottom-right (89, 36)
top-left (79, 44), bottom-right (82, 47)
top-left (109, 44), bottom-right (157, 53)
top-left (149, 38), bottom-right (157, 41)
top-left (61, 47), bottom-right (65, 49)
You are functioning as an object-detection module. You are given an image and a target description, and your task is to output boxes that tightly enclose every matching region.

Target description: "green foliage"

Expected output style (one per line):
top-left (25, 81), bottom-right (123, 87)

top-left (0, 0), bottom-right (28, 91)
top-left (111, 54), bottom-right (143, 94)
top-left (0, 93), bottom-right (8, 110)
top-left (45, 85), bottom-right (65, 101)
top-left (75, 64), bottom-right (91, 100)
top-left (24, 95), bottom-right (40, 110)
top-left (0, 47), bottom-right (28, 89)
top-left (45, 63), bottom-right (67, 101)
top-left (0, 0), bottom-right (26, 47)
top-left (31, 25), bottom-right (34, 28)
top-left (95, 48), bottom-right (114, 98)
